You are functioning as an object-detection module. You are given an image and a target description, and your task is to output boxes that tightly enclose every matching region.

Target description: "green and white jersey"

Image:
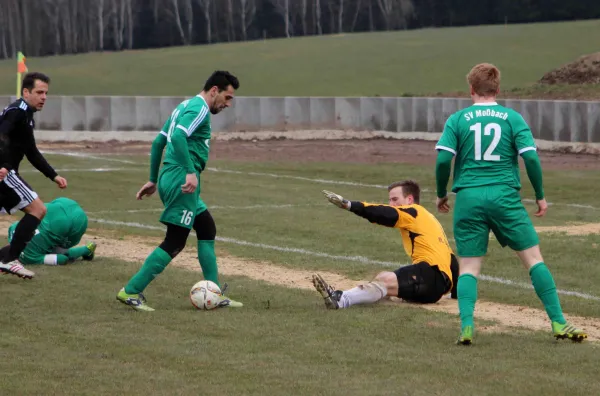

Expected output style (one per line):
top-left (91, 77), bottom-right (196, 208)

top-left (161, 95), bottom-right (212, 173)
top-left (436, 102), bottom-right (537, 192)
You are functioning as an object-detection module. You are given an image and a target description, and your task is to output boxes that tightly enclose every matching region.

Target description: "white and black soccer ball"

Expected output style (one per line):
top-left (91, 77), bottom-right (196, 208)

top-left (190, 280), bottom-right (222, 310)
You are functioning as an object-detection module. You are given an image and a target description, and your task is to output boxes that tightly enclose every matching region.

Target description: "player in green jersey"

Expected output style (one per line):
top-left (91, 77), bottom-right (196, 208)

top-left (7, 197), bottom-right (96, 266)
top-left (116, 71), bottom-right (242, 312)
top-left (435, 63), bottom-right (587, 345)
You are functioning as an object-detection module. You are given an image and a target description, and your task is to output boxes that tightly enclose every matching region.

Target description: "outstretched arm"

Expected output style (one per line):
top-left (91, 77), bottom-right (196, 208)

top-left (321, 190), bottom-right (401, 228)
top-left (348, 201), bottom-right (400, 228)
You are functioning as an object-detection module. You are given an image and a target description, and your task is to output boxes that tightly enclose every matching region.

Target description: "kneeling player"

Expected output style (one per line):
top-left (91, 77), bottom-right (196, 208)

top-left (312, 180), bottom-right (458, 309)
top-left (7, 197), bottom-right (96, 265)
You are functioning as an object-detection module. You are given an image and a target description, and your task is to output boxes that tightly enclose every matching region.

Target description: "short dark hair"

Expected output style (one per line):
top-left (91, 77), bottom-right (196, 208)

top-left (22, 72), bottom-right (50, 94)
top-left (387, 180), bottom-right (420, 204)
top-left (203, 70), bottom-right (239, 92)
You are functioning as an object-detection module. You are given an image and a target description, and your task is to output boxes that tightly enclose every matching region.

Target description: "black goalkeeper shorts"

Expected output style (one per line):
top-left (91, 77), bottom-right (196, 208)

top-left (394, 260), bottom-right (455, 304)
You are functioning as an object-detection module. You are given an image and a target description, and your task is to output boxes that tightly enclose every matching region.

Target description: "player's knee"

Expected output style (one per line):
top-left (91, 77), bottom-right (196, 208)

top-left (193, 210), bottom-right (216, 240)
top-left (159, 224), bottom-right (190, 258)
top-left (516, 245), bottom-right (543, 269)
top-left (374, 271), bottom-right (397, 290)
top-left (24, 198), bottom-right (47, 219)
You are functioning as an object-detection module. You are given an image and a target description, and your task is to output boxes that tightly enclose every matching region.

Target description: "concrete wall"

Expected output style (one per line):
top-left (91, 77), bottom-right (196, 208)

top-left (1, 95), bottom-right (599, 143)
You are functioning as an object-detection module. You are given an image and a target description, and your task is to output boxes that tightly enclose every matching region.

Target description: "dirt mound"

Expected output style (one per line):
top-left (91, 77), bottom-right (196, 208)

top-left (540, 53), bottom-right (600, 85)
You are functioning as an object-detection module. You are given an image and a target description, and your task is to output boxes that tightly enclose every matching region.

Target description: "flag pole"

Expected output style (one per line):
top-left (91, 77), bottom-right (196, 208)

top-left (16, 52), bottom-right (28, 99)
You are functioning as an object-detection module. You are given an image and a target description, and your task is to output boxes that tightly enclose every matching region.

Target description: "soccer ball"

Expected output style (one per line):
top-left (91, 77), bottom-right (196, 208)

top-left (190, 280), bottom-right (222, 310)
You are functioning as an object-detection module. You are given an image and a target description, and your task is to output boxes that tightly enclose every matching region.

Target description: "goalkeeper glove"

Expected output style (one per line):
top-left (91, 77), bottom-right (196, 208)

top-left (322, 190), bottom-right (351, 210)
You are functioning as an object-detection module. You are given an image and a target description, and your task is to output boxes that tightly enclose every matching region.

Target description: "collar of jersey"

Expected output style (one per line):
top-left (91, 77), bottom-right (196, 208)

top-left (472, 102), bottom-right (498, 106)
top-left (195, 94), bottom-right (208, 106)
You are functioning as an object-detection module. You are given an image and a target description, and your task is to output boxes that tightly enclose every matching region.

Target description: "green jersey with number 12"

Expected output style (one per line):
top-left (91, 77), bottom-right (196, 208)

top-left (161, 95), bottom-right (212, 173)
top-left (435, 102), bottom-right (537, 193)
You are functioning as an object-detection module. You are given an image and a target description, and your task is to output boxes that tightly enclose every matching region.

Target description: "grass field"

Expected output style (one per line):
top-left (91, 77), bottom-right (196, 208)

top-left (1, 20), bottom-right (600, 97)
top-left (1, 144), bottom-right (600, 395)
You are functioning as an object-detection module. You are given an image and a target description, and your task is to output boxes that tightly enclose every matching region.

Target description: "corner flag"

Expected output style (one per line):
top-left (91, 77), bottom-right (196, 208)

top-left (16, 52), bottom-right (28, 99)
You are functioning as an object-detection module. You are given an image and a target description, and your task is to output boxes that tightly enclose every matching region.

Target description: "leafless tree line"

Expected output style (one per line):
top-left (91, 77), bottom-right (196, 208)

top-left (0, 0), bottom-right (415, 59)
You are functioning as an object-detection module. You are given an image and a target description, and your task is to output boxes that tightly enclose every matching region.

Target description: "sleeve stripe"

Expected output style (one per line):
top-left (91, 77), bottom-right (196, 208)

top-left (176, 125), bottom-right (188, 134)
top-left (186, 107), bottom-right (208, 136)
top-left (435, 145), bottom-right (456, 155)
top-left (518, 147), bottom-right (536, 155)
top-left (160, 131), bottom-right (168, 137)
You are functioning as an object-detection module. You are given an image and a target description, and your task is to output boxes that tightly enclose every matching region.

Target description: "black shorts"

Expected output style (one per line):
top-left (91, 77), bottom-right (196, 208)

top-left (394, 259), bottom-right (456, 304)
top-left (0, 171), bottom-right (38, 214)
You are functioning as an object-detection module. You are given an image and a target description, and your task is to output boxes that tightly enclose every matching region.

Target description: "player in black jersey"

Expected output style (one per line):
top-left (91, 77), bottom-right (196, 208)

top-left (0, 72), bottom-right (67, 279)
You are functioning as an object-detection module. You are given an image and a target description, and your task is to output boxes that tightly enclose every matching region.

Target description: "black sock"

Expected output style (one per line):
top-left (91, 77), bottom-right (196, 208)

top-left (3, 214), bottom-right (40, 263)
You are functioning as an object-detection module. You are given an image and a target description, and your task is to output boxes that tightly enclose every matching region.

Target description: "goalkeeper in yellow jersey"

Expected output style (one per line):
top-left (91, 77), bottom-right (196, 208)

top-left (312, 180), bottom-right (458, 309)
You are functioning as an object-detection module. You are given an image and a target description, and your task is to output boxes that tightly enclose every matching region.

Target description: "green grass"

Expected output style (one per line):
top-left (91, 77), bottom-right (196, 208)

top-left (3, 151), bottom-right (600, 395)
top-left (1, 20), bottom-right (599, 97)
top-left (2, 260), bottom-right (599, 395)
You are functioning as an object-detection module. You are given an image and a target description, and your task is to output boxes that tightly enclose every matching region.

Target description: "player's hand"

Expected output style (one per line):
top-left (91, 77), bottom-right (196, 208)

top-left (534, 198), bottom-right (548, 217)
top-left (0, 168), bottom-right (8, 181)
top-left (136, 182), bottom-right (157, 200)
top-left (54, 176), bottom-right (67, 189)
top-left (322, 190), bottom-right (350, 210)
top-left (436, 196), bottom-right (450, 213)
top-left (181, 173), bottom-right (198, 194)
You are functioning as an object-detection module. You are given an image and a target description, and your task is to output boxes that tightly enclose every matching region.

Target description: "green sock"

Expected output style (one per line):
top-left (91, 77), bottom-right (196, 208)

top-left (197, 240), bottom-right (219, 287)
top-left (458, 274), bottom-right (478, 331)
top-left (56, 254), bottom-right (70, 265)
top-left (125, 247), bottom-right (172, 294)
top-left (67, 246), bottom-right (91, 260)
top-left (529, 262), bottom-right (566, 324)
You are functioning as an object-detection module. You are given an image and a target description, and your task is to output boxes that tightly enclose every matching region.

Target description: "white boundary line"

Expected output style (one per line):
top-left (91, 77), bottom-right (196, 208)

top-left (40, 151), bottom-right (139, 164)
top-left (42, 151), bottom-right (600, 210)
top-left (88, 217), bottom-right (600, 302)
top-left (88, 203), bottom-right (325, 214)
top-left (20, 168), bottom-right (142, 173)
top-left (206, 167), bottom-right (392, 189)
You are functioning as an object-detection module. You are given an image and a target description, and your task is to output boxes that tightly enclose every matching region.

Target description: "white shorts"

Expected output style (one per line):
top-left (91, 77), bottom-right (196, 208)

top-left (0, 170), bottom-right (38, 214)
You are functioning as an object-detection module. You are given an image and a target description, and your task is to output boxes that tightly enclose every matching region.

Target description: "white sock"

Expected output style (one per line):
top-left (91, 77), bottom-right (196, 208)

top-left (339, 282), bottom-right (387, 308)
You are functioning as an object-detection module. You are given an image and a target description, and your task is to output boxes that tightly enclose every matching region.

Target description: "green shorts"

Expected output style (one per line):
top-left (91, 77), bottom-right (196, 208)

top-left (453, 185), bottom-right (539, 257)
top-left (158, 165), bottom-right (207, 229)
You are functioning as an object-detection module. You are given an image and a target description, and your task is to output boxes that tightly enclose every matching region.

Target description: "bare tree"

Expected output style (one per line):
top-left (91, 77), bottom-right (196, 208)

top-left (0, 10), bottom-right (7, 59)
top-left (394, 0), bottom-right (414, 29)
top-left (349, 0), bottom-right (363, 32)
top-left (338, 0), bottom-right (345, 33)
top-left (270, 0), bottom-right (291, 38)
top-left (314, 0), bottom-right (322, 35)
top-left (225, 0), bottom-right (235, 41)
top-left (368, 0), bottom-right (374, 31)
top-left (167, 0), bottom-right (188, 44)
top-left (96, 0), bottom-right (106, 50)
top-left (239, 0), bottom-right (256, 41)
top-left (376, 0), bottom-right (414, 30)
top-left (43, 0), bottom-right (63, 54)
top-left (182, 0), bottom-right (194, 44)
top-left (195, 0), bottom-right (212, 43)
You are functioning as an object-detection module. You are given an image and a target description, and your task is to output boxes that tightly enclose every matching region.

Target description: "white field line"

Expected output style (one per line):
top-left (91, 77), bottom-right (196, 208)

top-left (88, 217), bottom-right (600, 302)
top-left (206, 167), bottom-right (394, 189)
top-left (88, 203), bottom-right (326, 214)
top-left (207, 168), bottom-right (600, 211)
top-left (43, 151), bottom-right (600, 210)
top-left (20, 168), bottom-right (142, 173)
top-left (40, 151), bottom-right (139, 164)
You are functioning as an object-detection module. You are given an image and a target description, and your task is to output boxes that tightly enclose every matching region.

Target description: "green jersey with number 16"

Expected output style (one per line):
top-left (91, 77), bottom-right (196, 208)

top-left (435, 102), bottom-right (537, 193)
top-left (161, 95), bottom-right (212, 173)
